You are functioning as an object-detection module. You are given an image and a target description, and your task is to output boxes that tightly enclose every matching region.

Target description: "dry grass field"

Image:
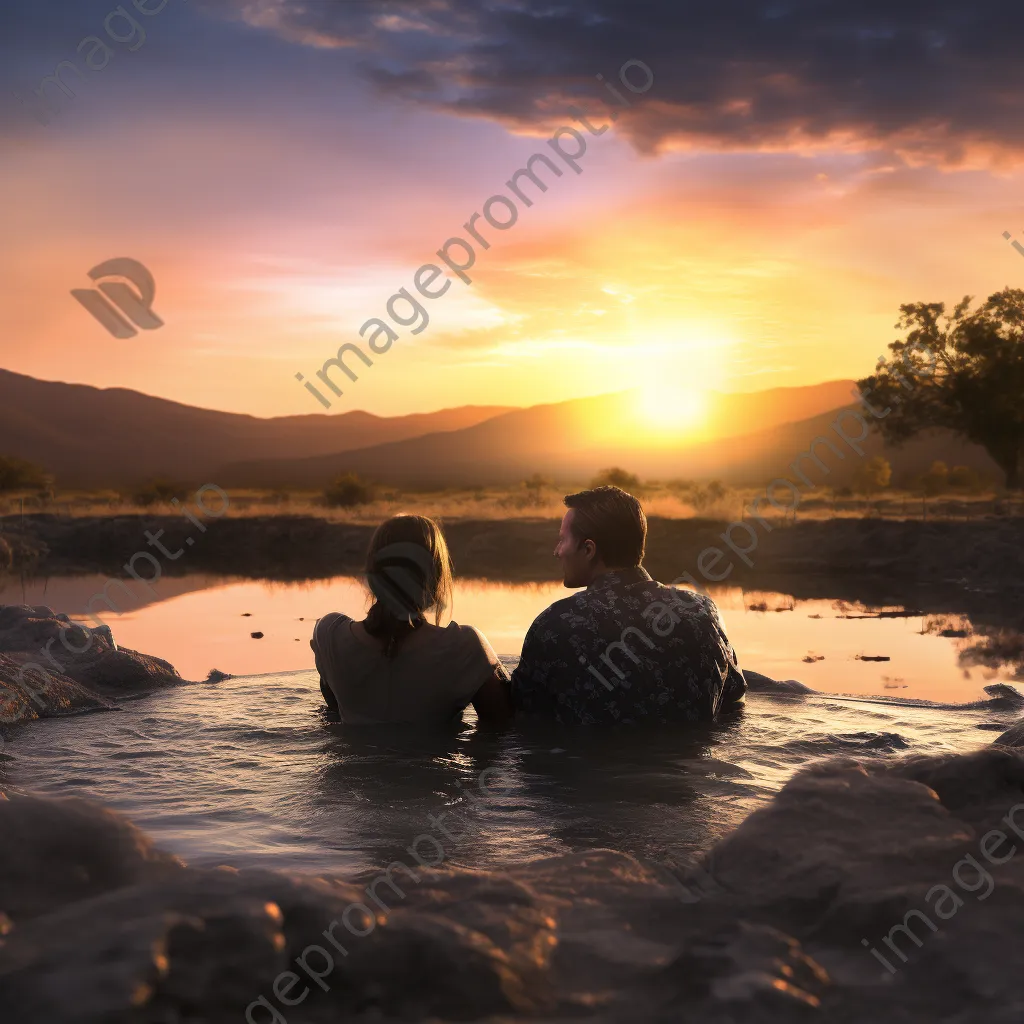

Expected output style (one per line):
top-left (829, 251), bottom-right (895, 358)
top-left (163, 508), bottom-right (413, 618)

top-left (1, 480), bottom-right (1021, 527)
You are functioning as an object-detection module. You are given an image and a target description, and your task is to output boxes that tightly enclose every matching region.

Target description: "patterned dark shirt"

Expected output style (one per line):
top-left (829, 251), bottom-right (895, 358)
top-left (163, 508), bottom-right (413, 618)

top-left (510, 567), bottom-right (746, 725)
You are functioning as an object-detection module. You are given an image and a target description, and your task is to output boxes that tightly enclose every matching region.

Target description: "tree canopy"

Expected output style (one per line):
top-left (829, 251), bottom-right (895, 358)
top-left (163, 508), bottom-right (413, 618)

top-left (0, 456), bottom-right (48, 492)
top-left (857, 289), bottom-right (1024, 489)
top-left (591, 467), bottom-right (641, 491)
top-left (852, 456), bottom-right (891, 496)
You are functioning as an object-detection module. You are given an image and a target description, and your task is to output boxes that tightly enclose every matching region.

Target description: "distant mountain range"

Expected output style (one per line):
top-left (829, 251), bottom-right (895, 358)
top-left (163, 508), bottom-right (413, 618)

top-left (0, 370), bottom-right (509, 487)
top-left (0, 370), bottom-right (1000, 490)
top-left (220, 382), bottom-right (860, 487)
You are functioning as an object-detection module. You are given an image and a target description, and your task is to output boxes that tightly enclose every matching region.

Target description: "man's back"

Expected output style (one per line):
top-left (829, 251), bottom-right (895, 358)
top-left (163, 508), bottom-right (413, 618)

top-left (510, 567), bottom-right (746, 725)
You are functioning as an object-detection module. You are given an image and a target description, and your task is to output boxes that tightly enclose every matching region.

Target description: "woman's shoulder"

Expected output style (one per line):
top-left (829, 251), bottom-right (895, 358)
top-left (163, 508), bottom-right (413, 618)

top-left (311, 612), bottom-right (354, 645)
top-left (437, 620), bottom-right (500, 662)
top-left (439, 620), bottom-right (487, 643)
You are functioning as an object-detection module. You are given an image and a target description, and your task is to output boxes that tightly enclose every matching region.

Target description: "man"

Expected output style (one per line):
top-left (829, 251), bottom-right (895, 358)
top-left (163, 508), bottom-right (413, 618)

top-left (510, 486), bottom-right (746, 725)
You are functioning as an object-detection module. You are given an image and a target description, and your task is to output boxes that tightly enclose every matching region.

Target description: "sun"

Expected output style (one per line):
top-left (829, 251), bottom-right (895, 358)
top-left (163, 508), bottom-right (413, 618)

top-left (632, 384), bottom-right (710, 442)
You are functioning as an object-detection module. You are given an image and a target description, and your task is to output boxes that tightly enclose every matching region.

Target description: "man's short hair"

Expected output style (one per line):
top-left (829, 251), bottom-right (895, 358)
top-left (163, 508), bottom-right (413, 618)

top-left (563, 486), bottom-right (646, 568)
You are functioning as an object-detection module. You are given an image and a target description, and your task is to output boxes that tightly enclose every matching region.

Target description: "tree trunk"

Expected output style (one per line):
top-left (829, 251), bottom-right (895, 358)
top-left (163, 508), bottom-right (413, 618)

top-left (992, 442), bottom-right (1022, 491)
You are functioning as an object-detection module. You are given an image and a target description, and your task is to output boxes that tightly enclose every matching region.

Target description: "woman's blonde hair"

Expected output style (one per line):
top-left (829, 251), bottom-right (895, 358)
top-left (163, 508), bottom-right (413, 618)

top-left (363, 515), bottom-right (454, 655)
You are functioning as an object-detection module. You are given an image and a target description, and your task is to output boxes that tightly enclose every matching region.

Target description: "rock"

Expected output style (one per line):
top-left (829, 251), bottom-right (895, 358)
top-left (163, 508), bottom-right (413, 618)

top-left (0, 791), bottom-right (183, 922)
top-left (743, 669), bottom-right (814, 694)
top-left (980, 683), bottom-right (1024, 711)
top-left (4, 749), bottom-right (1024, 1021)
top-left (250, 631), bottom-right (264, 639)
top-left (0, 604), bottom-right (183, 730)
top-left (995, 719), bottom-right (1024, 746)
top-left (0, 651), bottom-right (113, 725)
top-left (0, 792), bottom-right (555, 1024)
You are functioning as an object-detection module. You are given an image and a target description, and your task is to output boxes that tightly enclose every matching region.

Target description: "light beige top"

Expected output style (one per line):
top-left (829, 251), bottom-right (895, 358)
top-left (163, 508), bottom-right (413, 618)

top-left (310, 612), bottom-right (502, 725)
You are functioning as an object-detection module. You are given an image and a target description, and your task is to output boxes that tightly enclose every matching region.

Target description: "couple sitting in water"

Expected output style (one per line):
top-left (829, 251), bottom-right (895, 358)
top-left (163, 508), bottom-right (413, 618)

top-left (311, 485), bottom-right (746, 727)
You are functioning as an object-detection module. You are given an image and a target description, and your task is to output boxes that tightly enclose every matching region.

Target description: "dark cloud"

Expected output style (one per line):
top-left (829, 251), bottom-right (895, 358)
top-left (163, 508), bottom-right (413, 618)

top-left (213, 0), bottom-right (1024, 164)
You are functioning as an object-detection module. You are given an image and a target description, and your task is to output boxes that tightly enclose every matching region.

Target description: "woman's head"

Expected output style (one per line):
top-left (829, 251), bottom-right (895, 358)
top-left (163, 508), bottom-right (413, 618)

top-left (365, 515), bottom-right (453, 627)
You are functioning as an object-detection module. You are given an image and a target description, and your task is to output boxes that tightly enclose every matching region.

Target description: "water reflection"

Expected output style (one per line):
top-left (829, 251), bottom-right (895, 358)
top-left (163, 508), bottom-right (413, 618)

top-left (1, 573), bottom-right (1023, 703)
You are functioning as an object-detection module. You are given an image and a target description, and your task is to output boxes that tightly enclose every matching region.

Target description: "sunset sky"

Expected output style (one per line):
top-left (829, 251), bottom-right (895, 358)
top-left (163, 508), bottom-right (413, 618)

top-left (3, 0), bottom-right (1024, 419)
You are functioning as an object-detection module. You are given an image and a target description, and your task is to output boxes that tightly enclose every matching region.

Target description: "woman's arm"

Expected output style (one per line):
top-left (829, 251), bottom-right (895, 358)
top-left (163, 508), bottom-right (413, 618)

top-left (311, 614), bottom-right (343, 718)
top-left (320, 678), bottom-right (341, 718)
top-left (471, 663), bottom-right (513, 726)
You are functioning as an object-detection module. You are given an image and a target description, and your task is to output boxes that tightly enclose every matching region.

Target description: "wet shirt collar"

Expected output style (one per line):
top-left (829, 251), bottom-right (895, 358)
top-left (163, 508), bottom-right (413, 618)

top-left (587, 566), bottom-right (652, 593)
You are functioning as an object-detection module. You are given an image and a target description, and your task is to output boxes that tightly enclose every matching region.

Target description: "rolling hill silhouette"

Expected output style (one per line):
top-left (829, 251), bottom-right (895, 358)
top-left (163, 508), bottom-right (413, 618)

top-left (1, 370), bottom-right (998, 490)
top-left (0, 370), bottom-right (510, 487)
top-left (219, 382), bottom-right (999, 489)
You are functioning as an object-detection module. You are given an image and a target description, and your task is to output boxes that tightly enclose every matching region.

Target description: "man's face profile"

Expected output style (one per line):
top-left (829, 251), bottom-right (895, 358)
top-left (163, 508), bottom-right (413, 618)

top-left (555, 509), bottom-right (593, 588)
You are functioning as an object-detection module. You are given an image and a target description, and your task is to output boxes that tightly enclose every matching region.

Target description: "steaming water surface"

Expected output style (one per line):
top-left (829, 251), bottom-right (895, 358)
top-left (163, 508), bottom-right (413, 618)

top-left (2, 575), bottom-right (1021, 878)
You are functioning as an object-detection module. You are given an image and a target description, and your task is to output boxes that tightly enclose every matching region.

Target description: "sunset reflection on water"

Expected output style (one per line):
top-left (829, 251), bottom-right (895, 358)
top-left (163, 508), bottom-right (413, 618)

top-left (0, 574), bottom-right (1016, 703)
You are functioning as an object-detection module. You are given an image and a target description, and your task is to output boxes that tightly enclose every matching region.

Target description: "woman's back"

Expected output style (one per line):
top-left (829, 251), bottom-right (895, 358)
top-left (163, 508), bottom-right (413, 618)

top-left (311, 612), bottom-right (503, 725)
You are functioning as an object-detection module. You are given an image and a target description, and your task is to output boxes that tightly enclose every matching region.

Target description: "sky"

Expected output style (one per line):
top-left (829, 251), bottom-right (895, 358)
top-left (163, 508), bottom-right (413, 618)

top-left (3, 0), bottom-right (1024, 420)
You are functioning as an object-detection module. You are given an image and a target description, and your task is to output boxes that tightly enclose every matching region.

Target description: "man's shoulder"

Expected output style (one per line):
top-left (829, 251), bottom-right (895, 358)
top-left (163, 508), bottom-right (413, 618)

top-left (527, 594), bottom-right (582, 633)
top-left (653, 583), bottom-right (715, 610)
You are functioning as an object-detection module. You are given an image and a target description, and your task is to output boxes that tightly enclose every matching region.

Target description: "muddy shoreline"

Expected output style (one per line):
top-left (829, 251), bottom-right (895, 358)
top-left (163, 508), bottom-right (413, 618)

top-left (3, 513), bottom-right (1023, 629)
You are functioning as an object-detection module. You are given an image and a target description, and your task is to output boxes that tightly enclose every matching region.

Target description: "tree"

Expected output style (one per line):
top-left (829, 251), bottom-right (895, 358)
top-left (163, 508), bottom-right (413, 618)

top-left (857, 289), bottom-right (1024, 489)
top-left (591, 467), bottom-right (641, 491)
top-left (0, 456), bottom-right (48, 492)
top-left (518, 473), bottom-right (552, 508)
top-left (852, 456), bottom-right (892, 496)
top-left (522, 473), bottom-right (552, 492)
top-left (706, 479), bottom-right (728, 502)
top-left (917, 461), bottom-right (949, 497)
top-left (947, 465), bottom-right (982, 493)
top-left (131, 477), bottom-right (189, 507)
top-left (324, 473), bottom-right (375, 507)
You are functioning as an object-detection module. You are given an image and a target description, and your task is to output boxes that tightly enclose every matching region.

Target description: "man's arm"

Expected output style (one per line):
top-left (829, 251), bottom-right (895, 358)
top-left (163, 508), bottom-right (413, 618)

top-left (509, 615), bottom-right (556, 717)
top-left (702, 595), bottom-right (746, 709)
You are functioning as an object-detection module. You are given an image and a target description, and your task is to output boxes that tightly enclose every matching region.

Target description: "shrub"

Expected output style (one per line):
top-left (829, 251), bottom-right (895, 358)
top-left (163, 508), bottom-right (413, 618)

top-left (131, 478), bottom-right (190, 507)
top-left (324, 473), bottom-right (376, 508)
top-left (522, 473), bottom-right (552, 491)
top-left (917, 461), bottom-right (949, 497)
top-left (0, 456), bottom-right (48, 493)
top-left (852, 456), bottom-right (892, 496)
top-left (590, 467), bottom-right (642, 491)
top-left (515, 474), bottom-right (553, 509)
top-left (679, 479), bottom-right (728, 513)
top-left (947, 465), bottom-right (982, 493)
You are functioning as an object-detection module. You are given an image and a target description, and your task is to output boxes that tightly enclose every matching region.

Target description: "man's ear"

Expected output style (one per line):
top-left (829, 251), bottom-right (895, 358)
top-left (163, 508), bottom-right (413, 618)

top-left (583, 539), bottom-right (598, 562)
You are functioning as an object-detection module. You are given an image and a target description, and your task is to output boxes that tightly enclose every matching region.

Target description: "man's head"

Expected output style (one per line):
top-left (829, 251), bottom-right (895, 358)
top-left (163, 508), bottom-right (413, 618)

top-left (556, 486), bottom-right (647, 588)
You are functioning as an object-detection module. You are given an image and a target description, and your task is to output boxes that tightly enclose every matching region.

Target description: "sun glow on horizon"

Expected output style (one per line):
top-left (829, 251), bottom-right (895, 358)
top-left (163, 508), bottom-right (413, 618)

top-left (632, 385), bottom-right (711, 444)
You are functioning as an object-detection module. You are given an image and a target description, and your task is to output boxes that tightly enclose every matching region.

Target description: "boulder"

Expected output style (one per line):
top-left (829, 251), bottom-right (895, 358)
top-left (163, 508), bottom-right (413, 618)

top-left (3, 749), bottom-right (1024, 1022)
top-left (0, 604), bottom-right (183, 730)
top-left (995, 718), bottom-right (1024, 747)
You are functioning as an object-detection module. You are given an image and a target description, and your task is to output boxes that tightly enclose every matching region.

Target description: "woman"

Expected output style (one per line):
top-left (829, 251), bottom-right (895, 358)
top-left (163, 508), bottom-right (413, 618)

top-left (311, 515), bottom-right (512, 726)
